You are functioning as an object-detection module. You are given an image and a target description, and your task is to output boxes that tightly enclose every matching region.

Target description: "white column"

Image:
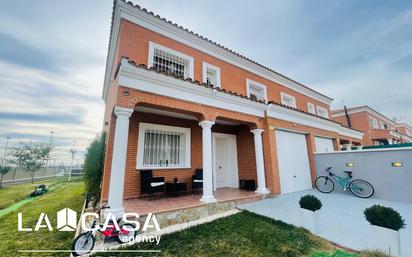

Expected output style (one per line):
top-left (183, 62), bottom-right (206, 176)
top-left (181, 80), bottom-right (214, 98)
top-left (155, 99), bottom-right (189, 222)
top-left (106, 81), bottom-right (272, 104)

top-left (199, 120), bottom-right (217, 203)
top-left (107, 107), bottom-right (133, 218)
top-left (251, 129), bottom-right (270, 194)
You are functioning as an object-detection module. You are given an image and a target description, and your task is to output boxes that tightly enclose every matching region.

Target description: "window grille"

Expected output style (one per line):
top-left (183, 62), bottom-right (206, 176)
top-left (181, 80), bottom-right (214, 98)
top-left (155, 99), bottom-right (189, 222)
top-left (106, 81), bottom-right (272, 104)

top-left (249, 85), bottom-right (264, 101)
top-left (142, 129), bottom-right (186, 167)
top-left (206, 67), bottom-right (217, 86)
top-left (317, 106), bottom-right (329, 118)
top-left (153, 48), bottom-right (188, 77)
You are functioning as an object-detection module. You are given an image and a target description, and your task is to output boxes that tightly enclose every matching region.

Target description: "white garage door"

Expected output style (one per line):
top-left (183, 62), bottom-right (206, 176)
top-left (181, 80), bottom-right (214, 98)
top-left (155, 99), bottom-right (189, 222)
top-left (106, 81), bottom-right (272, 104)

top-left (314, 137), bottom-right (334, 153)
top-left (275, 130), bottom-right (312, 194)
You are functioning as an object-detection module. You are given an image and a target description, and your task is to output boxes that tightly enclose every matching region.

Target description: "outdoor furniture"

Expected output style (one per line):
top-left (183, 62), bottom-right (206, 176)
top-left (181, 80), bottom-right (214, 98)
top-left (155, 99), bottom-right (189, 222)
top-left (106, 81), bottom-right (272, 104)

top-left (140, 170), bottom-right (165, 200)
top-left (166, 181), bottom-right (187, 197)
top-left (191, 168), bottom-right (203, 193)
top-left (239, 179), bottom-right (256, 191)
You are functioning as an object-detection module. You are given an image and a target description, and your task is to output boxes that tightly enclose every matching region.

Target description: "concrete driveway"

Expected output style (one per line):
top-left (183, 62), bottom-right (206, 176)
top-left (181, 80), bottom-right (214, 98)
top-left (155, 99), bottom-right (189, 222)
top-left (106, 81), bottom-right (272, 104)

top-left (238, 190), bottom-right (412, 256)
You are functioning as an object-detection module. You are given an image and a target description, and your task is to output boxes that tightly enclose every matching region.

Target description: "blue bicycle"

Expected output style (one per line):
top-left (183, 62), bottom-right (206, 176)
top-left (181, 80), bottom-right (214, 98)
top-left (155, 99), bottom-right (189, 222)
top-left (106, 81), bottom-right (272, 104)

top-left (315, 166), bottom-right (374, 198)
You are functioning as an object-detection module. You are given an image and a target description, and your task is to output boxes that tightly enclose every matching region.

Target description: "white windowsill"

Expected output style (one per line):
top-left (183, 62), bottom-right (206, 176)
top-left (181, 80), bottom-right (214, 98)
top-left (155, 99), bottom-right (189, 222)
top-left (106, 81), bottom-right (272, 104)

top-left (136, 165), bottom-right (192, 170)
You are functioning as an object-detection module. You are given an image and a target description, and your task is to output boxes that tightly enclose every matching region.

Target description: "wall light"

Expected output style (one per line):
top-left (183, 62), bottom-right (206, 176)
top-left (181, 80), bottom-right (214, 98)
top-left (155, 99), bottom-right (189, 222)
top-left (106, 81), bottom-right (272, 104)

top-left (346, 162), bottom-right (355, 167)
top-left (391, 162), bottom-right (403, 167)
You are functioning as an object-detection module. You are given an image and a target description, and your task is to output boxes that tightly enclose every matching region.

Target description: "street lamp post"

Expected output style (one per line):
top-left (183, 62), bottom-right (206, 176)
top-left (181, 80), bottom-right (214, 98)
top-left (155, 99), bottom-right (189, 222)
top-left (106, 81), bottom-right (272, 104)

top-left (2, 136), bottom-right (10, 167)
top-left (69, 148), bottom-right (76, 182)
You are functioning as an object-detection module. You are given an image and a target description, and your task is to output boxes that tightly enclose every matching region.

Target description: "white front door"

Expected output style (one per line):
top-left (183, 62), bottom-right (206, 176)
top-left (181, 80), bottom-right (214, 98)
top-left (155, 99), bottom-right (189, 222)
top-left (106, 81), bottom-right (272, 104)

top-left (275, 130), bottom-right (312, 194)
top-left (314, 136), bottom-right (334, 153)
top-left (212, 133), bottom-right (239, 189)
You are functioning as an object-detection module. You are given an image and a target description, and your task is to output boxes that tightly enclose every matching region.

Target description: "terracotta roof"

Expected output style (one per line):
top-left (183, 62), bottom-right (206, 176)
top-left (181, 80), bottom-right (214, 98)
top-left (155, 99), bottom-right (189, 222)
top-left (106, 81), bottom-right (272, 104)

top-left (108, 0), bottom-right (333, 102)
top-left (118, 58), bottom-right (361, 133)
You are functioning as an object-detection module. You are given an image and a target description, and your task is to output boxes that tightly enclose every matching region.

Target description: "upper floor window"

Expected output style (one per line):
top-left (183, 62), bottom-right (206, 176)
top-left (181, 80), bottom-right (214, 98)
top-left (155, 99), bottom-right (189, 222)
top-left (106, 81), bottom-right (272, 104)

top-left (137, 123), bottom-right (191, 169)
top-left (280, 92), bottom-right (297, 108)
top-left (380, 121), bottom-right (388, 129)
top-left (246, 79), bottom-right (267, 101)
top-left (316, 106), bottom-right (329, 118)
top-left (202, 62), bottom-right (221, 87)
top-left (307, 102), bottom-right (316, 114)
top-left (148, 42), bottom-right (194, 79)
top-left (369, 117), bottom-right (379, 129)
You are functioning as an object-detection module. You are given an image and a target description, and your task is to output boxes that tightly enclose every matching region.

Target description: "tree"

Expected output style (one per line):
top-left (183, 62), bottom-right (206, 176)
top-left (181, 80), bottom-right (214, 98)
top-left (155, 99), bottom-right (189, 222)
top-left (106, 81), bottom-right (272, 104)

top-left (11, 142), bottom-right (54, 183)
top-left (0, 165), bottom-right (11, 188)
top-left (84, 133), bottom-right (106, 207)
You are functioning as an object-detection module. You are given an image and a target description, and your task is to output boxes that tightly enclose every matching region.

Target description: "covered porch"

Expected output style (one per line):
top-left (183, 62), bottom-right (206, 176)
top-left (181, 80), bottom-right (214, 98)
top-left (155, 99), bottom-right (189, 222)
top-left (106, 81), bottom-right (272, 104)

top-left (105, 95), bottom-right (269, 217)
top-left (124, 187), bottom-right (262, 216)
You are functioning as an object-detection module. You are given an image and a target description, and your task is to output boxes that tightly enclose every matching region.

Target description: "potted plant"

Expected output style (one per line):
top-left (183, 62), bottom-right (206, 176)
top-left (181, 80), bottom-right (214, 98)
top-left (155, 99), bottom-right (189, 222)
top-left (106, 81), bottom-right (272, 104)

top-left (299, 194), bottom-right (322, 234)
top-left (364, 205), bottom-right (405, 257)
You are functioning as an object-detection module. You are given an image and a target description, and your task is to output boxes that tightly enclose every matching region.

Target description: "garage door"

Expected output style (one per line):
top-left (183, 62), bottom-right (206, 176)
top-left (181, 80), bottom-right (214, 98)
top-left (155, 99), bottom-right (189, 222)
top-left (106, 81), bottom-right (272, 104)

top-left (314, 137), bottom-right (334, 153)
top-left (275, 130), bottom-right (312, 194)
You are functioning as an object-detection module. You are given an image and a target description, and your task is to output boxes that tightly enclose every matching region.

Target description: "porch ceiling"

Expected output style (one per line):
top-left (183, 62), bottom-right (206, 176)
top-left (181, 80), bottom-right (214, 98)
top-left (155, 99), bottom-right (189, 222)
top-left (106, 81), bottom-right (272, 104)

top-left (135, 106), bottom-right (198, 121)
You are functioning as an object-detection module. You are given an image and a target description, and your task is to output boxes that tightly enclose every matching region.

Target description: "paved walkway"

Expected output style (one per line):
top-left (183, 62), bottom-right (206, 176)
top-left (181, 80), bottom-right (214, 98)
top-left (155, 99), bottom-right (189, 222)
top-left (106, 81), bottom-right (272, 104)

top-left (238, 190), bottom-right (412, 256)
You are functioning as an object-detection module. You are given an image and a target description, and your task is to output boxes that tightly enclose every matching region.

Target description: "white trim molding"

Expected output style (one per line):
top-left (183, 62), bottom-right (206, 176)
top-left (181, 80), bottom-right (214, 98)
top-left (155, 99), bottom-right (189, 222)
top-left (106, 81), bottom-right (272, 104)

top-left (246, 79), bottom-right (267, 102)
top-left (316, 105), bottom-right (329, 119)
top-left (147, 41), bottom-right (194, 79)
top-left (267, 104), bottom-right (364, 140)
top-left (136, 122), bottom-right (191, 170)
top-left (202, 62), bottom-right (221, 88)
top-left (118, 59), bottom-right (363, 140)
top-left (307, 102), bottom-right (316, 115)
top-left (102, 0), bottom-right (333, 105)
top-left (280, 92), bottom-right (297, 108)
top-left (118, 58), bottom-right (267, 117)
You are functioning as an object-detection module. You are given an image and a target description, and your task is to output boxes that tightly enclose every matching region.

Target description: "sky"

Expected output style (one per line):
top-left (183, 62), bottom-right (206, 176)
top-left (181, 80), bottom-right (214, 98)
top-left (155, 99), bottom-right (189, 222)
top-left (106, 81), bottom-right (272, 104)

top-left (0, 0), bottom-right (411, 164)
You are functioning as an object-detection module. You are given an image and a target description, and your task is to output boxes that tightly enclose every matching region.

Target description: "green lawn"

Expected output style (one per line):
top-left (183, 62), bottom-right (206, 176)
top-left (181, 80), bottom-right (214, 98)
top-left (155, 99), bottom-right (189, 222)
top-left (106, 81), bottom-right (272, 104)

top-left (0, 177), bottom-right (70, 210)
top-left (97, 211), bottom-right (352, 257)
top-left (0, 179), bottom-right (85, 257)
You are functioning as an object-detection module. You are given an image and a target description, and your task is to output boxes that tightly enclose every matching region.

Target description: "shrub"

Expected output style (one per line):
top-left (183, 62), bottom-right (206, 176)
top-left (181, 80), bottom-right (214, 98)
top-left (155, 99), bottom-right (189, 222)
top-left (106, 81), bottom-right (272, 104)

top-left (364, 205), bottom-right (405, 231)
top-left (299, 194), bottom-right (322, 211)
top-left (84, 132), bottom-right (106, 207)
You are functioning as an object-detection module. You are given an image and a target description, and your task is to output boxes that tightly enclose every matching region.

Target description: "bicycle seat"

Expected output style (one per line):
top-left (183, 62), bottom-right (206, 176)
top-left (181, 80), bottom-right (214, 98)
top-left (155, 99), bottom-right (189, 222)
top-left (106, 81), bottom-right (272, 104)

top-left (344, 171), bottom-right (353, 177)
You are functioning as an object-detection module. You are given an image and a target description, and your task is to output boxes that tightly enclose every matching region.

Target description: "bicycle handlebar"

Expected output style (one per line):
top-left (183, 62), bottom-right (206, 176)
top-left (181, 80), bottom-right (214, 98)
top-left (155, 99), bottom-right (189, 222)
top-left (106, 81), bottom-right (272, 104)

top-left (96, 203), bottom-right (110, 214)
top-left (326, 166), bottom-right (333, 171)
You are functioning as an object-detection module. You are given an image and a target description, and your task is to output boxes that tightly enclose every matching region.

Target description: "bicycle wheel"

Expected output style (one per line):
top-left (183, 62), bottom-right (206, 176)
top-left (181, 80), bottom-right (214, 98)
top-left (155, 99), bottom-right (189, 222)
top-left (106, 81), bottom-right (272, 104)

top-left (315, 176), bottom-right (334, 193)
top-left (116, 223), bottom-right (137, 244)
top-left (71, 232), bottom-right (95, 256)
top-left (349, 179), bottom-right (374, 198)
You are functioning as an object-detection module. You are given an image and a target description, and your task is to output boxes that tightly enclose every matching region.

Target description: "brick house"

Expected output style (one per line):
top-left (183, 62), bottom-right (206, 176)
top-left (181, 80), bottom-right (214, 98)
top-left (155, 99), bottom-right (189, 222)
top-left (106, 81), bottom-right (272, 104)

top-left (101, 0), bottom-right (363, 217)
top-left (395, 123), bottom-right (412, 143)
top-left (332, 106), bottom-right (412, 146)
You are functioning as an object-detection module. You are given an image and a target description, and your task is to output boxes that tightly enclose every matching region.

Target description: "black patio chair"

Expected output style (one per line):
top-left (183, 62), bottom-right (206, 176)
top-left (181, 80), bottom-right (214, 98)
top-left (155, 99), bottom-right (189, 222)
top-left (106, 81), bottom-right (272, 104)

top-left (140, 170), bottom-right (165, 200)
top-left (192, 168), bottom-right (203, 194)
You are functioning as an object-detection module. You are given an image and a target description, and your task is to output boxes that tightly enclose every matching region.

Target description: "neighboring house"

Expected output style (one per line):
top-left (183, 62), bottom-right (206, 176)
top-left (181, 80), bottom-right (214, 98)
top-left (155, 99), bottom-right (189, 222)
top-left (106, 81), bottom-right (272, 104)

top-left (100, 0), bottom-right (363, 216)
top-left (395, 123), bottom-right (412, 143)
top-left (332, 106), bottom-right (412, 146)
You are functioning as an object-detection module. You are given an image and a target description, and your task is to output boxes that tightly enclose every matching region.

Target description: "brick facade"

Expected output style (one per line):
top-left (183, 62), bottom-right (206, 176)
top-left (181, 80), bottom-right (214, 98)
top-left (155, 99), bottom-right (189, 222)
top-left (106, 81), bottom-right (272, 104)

top-left (331, 107), bottom-right (410, 146)
top-left (101, 2), bottom-right (363, 203)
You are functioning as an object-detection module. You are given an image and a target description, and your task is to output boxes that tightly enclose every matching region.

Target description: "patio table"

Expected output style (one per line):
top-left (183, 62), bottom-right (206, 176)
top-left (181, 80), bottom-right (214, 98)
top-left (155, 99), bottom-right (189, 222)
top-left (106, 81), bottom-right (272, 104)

top-left (166, 182), bottom-right (187, 197)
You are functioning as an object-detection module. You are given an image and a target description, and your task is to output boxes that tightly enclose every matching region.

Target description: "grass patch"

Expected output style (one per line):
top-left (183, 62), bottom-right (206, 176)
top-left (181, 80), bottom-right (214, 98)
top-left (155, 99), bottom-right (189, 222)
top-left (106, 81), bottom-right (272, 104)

top-left (0, 177), bottom-right (72, 210)
top-left (97, 211), bottom-right (337, 257)
top-left (0, 179), bottom-right (84, 257)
